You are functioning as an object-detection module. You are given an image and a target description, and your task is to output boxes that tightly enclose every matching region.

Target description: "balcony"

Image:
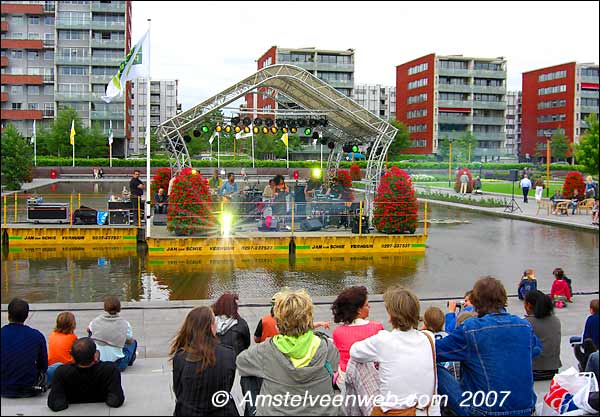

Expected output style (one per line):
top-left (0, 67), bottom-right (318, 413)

top-left (55, 18), bottom-right (90, 30)
top-left (91, 38), bottom-right (125, 49)
top-left (0, 56), bottom-right (7, 67)
top-left (0, 109), bottom-right (43, 120)
top-left (43, 2), bottom-right (55, 13)
top-left (91, 92), bottom-right (124, 102)
top-left (55, 55), bottom-right (90, 65)
top-left (42, 109), bottom-right (54, 118)
top-left (438, 84), bottom-right (471, 94)
top-left (90, 74), bottom-right (113, 84)
top-left (1, 92), bottom-right (7, 102)
top-left (91, 110), bottom-right (125, 120)
top-left (580, 74), bottom-right (599, 84)
top-left (580, 89), bottom-right (599, 99)
top-left (91, 56), bottom-right (122, 66)
top-left (581, 104), bottom-right (600, 114)
top-left (91, 2), bottom-right (126, 12)
top-left (1, 39), bottom-right (43, 49)
top-left (321, 79), bottom-right (353, 89)
top-left (55, 92), bottom-right (90, 101)
top-left (0, 3), bottom-right (43, 14)
top-left (472, 69), bottom-right (507, 79)
top-left (315, 62), bottom-right (354, 72)
top-left (90, 20), bottom-right (126, 31)
top-left (438, 99), bottom-right (473, 108)
top-left (438, 114), bottom-right (472, 124)
top-left (472, 116), bottom-right (506, 125)
top-left (471, 85), bottom-right (506, 94)
top-left (438, 130), bottom-right (469, 140)
top-left (437, 67), bottom-right (471, 77)
top-left (1, 20), bottom-right (7, 32)
top-left (0, 74), bottom-right (43, 85)
top-left (473, 132), bottom-right (505, 141)
top-left (43, 39), bottom-right (54, 48)
top-left (471, 100), bottom-right (505, 110)
top-left (43, 74), bottom-right (54, 83)
top-left (283, 60), bottom-right (316, 71)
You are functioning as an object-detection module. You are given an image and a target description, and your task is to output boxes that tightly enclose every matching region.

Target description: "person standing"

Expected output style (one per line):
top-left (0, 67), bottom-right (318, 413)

top-left (520, 174), bottom-right (532, 203)
top-left (534, 178), bottom-right (545, 204)
top-left (47, 338), bottom-right (124, 412)
top-left (129, 170), bottom-right (145, 222)
top-left (1, 298), bottom-right (48, 398)
top-left (460, 171), bottom-right (469, 194)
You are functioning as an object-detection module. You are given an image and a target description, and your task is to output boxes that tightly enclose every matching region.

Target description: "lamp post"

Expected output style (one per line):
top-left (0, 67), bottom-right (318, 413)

top-left (448, 138), bottom-right (454, 188)
top-left (545, 131), bottom-right (552, 197)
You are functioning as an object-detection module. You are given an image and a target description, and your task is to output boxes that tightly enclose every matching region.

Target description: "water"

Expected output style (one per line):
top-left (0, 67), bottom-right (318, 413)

top-left (2, 200), bottom-right (598, 303)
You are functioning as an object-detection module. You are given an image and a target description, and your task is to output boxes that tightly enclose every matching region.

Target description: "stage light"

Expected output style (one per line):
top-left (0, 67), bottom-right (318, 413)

top-left (191, 169), bottom-right (197, 175)
top-left (297, 118), bottom-right (307, 127)
top-left (242, 117), bottom-right (252, 127)
top-left (220, 211), bottom-right (233, 237)
top-left (262, 127), bottom-right (269, 134)
top-left (270, 126), bottom-right (278, 134)
top-left (215, 125), bottom-right (223, 132)
top-left (277, 119), bottom-right (287, 128)
top-left (309, 118), bottom-right (319, 128)
top-left (290, 127), bottom-right (297, 134)
top-left (304, 127), bottom-right (312, 136)
top-left (225, 125), bottom-right (232, 133)
top-left (293, 170), bottom-right (299, 180)
top-left (234, 126), bottom-right (242, 133)
top-left (352, 145), bottom-right (359, 153)
top-left (319, 117), bottom-right (328, 127)
top-left (343, 144), bottom-right (352, 153)
top-left (288, 120), bottom-right (297, 128)
top-left (183, 134), bottom-right (192, 143)
top-left (193, 129), bottom-right (201, 137)
top-left (328, 141), bottom-right (335, 150)
top-left (231, 116), bottom-right (241, 125)
top-left (265, 118), bottom-right (274, 127)
top-left (244, 126), bottom-right (251, 133)
top-left (312, 131), bottom-right (319, 140)
top-left (311, 168), bottom-right (322, 179)
top-left (254, 117), bottom-right (263, 126)
top-left (253, 126), bottom-right (259, 134)
top-left (202, 125), bottom-right (210, 133)
top-left (282, 127), bottom-right (289, 133)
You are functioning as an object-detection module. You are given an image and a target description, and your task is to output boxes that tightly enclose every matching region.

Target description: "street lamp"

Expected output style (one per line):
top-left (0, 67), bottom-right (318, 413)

top-left (448, 138), bottom-right (454, 188)
top-left (545, 131), bottom-right (552, 197)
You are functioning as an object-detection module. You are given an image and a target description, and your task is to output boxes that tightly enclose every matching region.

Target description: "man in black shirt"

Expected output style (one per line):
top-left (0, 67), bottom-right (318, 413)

top-left (129, 170), bottom-right (145, 224)
top-left (47, 337), bottom-right (124, 412)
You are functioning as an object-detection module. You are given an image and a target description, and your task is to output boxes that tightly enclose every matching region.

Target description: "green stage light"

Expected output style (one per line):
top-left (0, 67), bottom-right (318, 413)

top-left (352, 145), bottom-right (359, 153)
top-left (304, 127), bottom-right (312, 135)
top-left (201, 125), bottom-right (209, 133)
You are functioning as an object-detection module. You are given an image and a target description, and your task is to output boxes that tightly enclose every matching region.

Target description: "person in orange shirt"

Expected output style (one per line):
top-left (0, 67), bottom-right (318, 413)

top-left (47, 312), bottom-right (77, 385)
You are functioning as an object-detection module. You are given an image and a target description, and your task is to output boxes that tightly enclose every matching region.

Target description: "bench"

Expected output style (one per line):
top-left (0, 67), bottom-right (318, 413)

top-left (577, 198), bottom-right (595, 215)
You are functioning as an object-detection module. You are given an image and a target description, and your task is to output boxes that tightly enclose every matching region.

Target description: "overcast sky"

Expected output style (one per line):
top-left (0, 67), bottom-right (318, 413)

top-left (132, 1), bottom-right (599, 110)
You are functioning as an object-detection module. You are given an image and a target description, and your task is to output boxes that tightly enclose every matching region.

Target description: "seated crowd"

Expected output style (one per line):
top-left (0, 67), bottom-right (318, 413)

top-left (1, 272), bottom-right (598, 416)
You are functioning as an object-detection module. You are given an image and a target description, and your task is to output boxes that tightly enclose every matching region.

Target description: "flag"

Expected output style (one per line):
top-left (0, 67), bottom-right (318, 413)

top-left (209, 131), bottom-right (218, 145)
top-left (102, 30), bottom-right (149, 103)
top-left (31, 120), bottom-right (36, 145)
top-left (235, 131), bottom-right (253, 140)
top-left (280, 132), bottom-right (289, 147)
top-left (108, 120), bottom-right (113, 146)
top-left (69, 120), bottom-right (76, 146)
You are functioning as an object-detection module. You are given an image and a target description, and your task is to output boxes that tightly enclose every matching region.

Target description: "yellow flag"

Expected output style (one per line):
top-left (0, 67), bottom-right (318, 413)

top-left (69, 120), bottom-right (76, 146)
top-left (280, 132), bottom-right (289, 147)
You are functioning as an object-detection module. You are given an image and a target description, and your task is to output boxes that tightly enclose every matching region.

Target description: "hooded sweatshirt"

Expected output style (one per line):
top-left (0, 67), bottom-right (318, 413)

top-left (215, 315), bottom-right (250, 357)
top-left (236, 331), bottom-right (339, 416)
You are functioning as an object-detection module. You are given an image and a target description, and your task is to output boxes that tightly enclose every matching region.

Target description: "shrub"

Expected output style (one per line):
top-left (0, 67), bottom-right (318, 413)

top-left (151, 167), bottom-right (171, 196)
top-left (373, 167), bottom-right (418, 234)
top-left (166, 168), bottom-right (214, 236)
top-left (350, 164), bottom-right (362, 181)
top-left (454, 168), bottom-right (474, 193)
top-left (561, 171), bottom-right (586, 197)
top-left (336, 169), bottom-right (354, 201)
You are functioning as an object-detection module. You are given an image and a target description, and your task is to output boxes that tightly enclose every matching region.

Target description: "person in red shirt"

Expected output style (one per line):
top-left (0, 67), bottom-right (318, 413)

top-left (550, 268), bottom-right (572, 308)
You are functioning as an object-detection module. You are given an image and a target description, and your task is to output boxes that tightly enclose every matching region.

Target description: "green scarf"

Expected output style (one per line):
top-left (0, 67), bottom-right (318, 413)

top-left (272, 330), bottom-right (321, 368)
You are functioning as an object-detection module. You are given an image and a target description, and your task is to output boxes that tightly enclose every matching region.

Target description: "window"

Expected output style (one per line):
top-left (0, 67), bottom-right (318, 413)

top-left (11, 16), bottom-right (25, 25)
top-left (11, 86), bottom-right (23, 95)
top-left (44, 16), bottom-right (54, 25)
top-left (28, 51), bottom-right (41, 60)
top-left (581, 68), bottom-right (599, 78)
top-left (28, 32), bottom-right (40, 40)
top-left (29, 16), bottom-right (40, 25)
top-left (408, 77), bottom-right (428, 90)
top-left (538, 70), bottom-right (567, 82)
top-left (28, 85), bottom-right (40, 95)
top-left (538, 85), bottom-right (567, 95)
top-left (11, 32), bottom-right (24, 39)
top-left (408, 62), bottom-right (428, 75)
top-left (473, 94), bottom-right (501, 102)
top-left (411, 139), bottom-right (427, 147)
top-left (44, 50), bottom-right (54, 60)
top-left (43, 85), bottom-right (54, 95)
top-left (12, 103), bottom-right (23, 110)
top-left (28, 102), bottom-right (40, 110)
top-left (58, 30), bottom-right (87, 40)
top-left (439, 92), bottom-right (469, 101)
top-left (474, 78), bottom-right (503, 87)
top-left (581, 98), bottom-right (599, 107)
top-left (406, 109), bottom-right (427, 119)
top-left (59, 66), bottom-right (88, 76)
top-left (407, 93), bottom-right (427, 104)
top-left (538, 99), bottom-right (566, 109)
top-left (407, 124), bottom-right (427, 133)
top-left (537, 113), bottom-right (566, 123)
top-left (474, 62), bottom-right (502, 71)
top-left (440, 60), bottom-right (468, 70)
top-left (11, 50), bottom-right (24, 59)
top-left (439, 77), bottom-right (468, 85)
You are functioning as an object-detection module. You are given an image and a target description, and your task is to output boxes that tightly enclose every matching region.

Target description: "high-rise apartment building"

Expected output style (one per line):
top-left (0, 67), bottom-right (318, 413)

top-left (396, 54), bottom-right (507, 159)
top-left (245, 46), bottom-right (354, 114)
top-left (1, 0), bottom-right (131, 156)
top-left (506, 90), bottom-right (521, 157)
top-left (521, 62), bottom-right (599, 161)
top-left (352, 84), bottom-right (396, 121)
top-left (129, 78), bottom-right (180, 154)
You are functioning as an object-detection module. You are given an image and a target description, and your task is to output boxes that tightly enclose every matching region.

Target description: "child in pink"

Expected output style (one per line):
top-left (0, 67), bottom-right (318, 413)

top-left (550, 268), bottom-right (572, 308)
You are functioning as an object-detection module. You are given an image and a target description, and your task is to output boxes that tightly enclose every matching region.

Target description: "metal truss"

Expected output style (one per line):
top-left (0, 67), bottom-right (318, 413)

top-left (156, 64), bottom-right (397, 214)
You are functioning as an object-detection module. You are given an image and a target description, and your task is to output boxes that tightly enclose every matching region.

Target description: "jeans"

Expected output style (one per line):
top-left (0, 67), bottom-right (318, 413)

top-left (154, 204), bottom-right (167, 214)
top-left (114, 340), bottom-right (137, 371)
top-left (47, 363), bottom-right (62, 385)
top-left (522, 187), bottom-right (530, 203)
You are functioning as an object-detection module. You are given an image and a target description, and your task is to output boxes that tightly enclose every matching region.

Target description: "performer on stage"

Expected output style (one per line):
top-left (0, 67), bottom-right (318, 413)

top-left (208, 169), bottom-right (223, 194)
top-left (219, 173), bottom-right (239, 207)
top-left (272, 175), bottom-right (289, 226)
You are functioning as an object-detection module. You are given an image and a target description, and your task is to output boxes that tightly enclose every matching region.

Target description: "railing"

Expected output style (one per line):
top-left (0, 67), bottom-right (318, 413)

top-left (54, 91), bottom-right (90, 101)
top-left (42, 109), bottom-right (54, 117)
top-left (90, 110), bottom-right (125, 119)
top-left (438, 84), bottom-right (471, 94)
top-left (55, 18), bottom-right (90, 29)
top-left (90, 20), bottom-right (126, 30)
top-left (471, 100), bottom-right (505, 110)
top-left (438, 115), bottom-right (472, 124)
top-left (471, 69), bottom-right (507, 79)
top-left (437, 99), bottom-right (473, 108)
top-left (91, 92), bottom-right (124, 102)
top-left (90, 74), bottom-right (113, 83)
top-left (91, 56), bottom-right (122, 65)
top-left (55, 55), bottom-right (90, 65)
top-left (472, 117), bottom-right (505, 125)
top-left (471, 85), bottom-right (505, 94)
top-left (91, 1), bottom-right (126, 12)
top-left (91, 39), bottom-right (125, 49)
top-left (472, 132), bottom-right (505, 140)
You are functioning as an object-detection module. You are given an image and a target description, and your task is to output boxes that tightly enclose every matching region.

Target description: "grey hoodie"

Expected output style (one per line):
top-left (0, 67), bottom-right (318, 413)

top-left (236, 332), bottom-right (339, 416)
top-left (215, 315), bottom-right (237, 335)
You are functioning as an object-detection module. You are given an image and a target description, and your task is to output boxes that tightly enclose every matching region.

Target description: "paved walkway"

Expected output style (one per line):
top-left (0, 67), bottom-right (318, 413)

top-left (1, 293), bottom-right (598, 415)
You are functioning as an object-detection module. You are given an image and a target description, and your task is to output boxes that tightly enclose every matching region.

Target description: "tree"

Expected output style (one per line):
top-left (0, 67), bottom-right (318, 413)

top-left (550, 128), bottom-right (570, 161)
top-left (1, 124), bottom-right (34, 190)
top-left (573, 113), bottom-right (599, 174)
top-left (456, 131), bottom-right (478, 163)
top-left (387, 119), bottom-right (411, 158)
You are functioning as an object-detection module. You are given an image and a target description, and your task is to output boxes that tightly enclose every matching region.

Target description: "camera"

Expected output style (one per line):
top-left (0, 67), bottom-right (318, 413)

top-left (447, 301), bottom-right (464, 311)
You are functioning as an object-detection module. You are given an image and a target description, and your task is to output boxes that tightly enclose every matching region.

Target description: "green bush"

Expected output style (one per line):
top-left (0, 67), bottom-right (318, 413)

top-left (416, 190), bottom-right (507, 207)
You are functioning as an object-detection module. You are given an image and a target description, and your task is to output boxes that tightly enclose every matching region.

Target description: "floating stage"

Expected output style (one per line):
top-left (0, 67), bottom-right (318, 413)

top-left (2, 224), bottom-right (427, 257)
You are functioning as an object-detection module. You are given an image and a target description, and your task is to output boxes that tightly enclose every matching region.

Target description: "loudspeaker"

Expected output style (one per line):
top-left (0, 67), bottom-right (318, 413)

top-left (301, 218), bottom-right (323, 231)
top-left (109, 210), bottom-right (131, 225)
top-left (508, 169), bottom-right (519, 182)
top-left (73, 206), bottom-right (97, 225)
top-left (153, 213), bottom-right (167, 226)
top-left (351, 215), bottom-right (369, 234)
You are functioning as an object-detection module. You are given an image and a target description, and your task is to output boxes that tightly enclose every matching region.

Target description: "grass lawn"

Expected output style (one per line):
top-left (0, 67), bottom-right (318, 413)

top-left (415, 181), bottom-right (564, 196)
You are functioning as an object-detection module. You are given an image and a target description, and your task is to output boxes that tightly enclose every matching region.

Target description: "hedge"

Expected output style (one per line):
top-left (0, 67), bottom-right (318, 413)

top-left (32, 156), bottom-right (587, 172)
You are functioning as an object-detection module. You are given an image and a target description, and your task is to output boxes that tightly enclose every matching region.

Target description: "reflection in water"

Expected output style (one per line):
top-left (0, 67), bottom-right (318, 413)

top-left (1, 205), bottom-right (598, 303)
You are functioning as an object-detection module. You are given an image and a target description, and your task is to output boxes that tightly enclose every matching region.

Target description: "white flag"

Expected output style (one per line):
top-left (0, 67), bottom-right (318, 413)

top-left (108, 120), bottom-right (113, 146)
top-left (31, 120), bottom-right (36, 144)
top-left (102, 30), bottom-right (150, 103)
top-left (235, 131), bottom-right (253, 140)
top-left (209, 131), bottom-right (218, 145)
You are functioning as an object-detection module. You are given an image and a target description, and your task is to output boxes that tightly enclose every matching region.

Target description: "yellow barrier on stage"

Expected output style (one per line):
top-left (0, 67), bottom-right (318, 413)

top-left (146, 236), bottom-right (292, 256)
top-left (3, 227), bottom-right (139, 246)
top-left (4, 244), bottom-right (137, 260)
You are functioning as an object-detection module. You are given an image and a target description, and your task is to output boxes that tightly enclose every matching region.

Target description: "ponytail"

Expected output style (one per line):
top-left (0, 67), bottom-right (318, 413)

top-left (525, 290), bottom-right (554, 319)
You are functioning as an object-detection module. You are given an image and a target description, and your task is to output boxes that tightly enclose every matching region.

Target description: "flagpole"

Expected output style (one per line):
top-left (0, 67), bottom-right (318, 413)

top-left (72, 136), bottom-right (75, 167)
top-left (251, 128), bottom-right (255, 169)
top-left (33, 120), bottom-right (37, 167)
top-left (217, 132), bottom-right (220, 169)
top-left (286, 141), bottom-right (289, 169)
top-left (145, 18), bottom-right (152, 239)
top-left (109, 119), bottom-right (113, 168)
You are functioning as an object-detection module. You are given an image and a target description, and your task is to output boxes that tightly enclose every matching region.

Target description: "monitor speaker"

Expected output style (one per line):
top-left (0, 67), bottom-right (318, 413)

top-left (508, 169), bottom-right (519, 182)
top-left (302, 218), bottom-right (323, 231)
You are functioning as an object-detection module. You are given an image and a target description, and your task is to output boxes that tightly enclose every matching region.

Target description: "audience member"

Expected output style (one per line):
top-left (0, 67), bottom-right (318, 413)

top-left (550, 189), bottom-right (564, 214)
top-left (47, 312), bottom-right (78, 384)
top-left (212, 293), bottom-right (250, 357)
top-left (444, 290), bottom-right (475, 332)
top-left (592, 199), bottom-right (599, 225)
top-left (154, 187), bottom-right (168, 214)
top-left (524, 290), bottom-right (562, 381)
top-left (423, 306), bottom-right (447, 339)
top-left (534, 178), bottom-right (545, 203)
top-left (520, 174), bottom-right (532, 203)
top-left (344, 286), bottom-right (437, 416)
top-left (585, 175), bottom-right (598, 199)
top-left (237, 289), bottom-right (339, 416)
top-left (571, 299), bottom-right (600, 371)
top-left (331, 286), bottom-right (384, 391)
top-left (454, 311), bottom-right (478, 328)
top-left (550, 267), bottom-right (572, 307)
top-left (569, 188), bottom-right (584, 215)
top-left (47, 337), bottom-right (124, 412)
top-left (1, 298), bottom-right (48, 398)
top-left (435, 276), bottom-right (541, 416)
top-left (254, 293), bottom-right (280, 343)
top-left (585, 351), bottom-right (599, 412)
top-left (170, 306), bottom-right (238, 416)
top-left (518, 269), bottom-right (538, 301)
top-left (87, 296), bottom-right (137, 372)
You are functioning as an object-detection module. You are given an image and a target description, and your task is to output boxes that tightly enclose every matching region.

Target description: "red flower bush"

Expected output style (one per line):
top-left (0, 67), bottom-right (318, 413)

top-left (454, 168), bottom-right (474, 193)
top-left (166, 168), bottom-right (214, 235)
top-left (336, 169), bottom-right (354, 201)
top-left (373, 166), bottom-right (418, 234)
top-left (151, 167), bottom-right (172, 196)
top-left (562, 171), bottom-right (585, 198)
top-left (350, 164), bottom-right (362, 181)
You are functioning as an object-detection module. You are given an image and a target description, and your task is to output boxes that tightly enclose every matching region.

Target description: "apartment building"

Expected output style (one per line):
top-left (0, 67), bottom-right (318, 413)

top-left (1, 0), bottom-right (131, 156)
top-left (396, 53), bottom-right (507, 159)
top-left (129, 78), bottom-right (180, 154)
top-left (352, 84), bottom-right (396, 121)
top-left (506, 90), bottom-right (521, 157)
top-left (245, 46), bottom-right (354, 114)
top-left (521, 62), bottom-right (599, 161)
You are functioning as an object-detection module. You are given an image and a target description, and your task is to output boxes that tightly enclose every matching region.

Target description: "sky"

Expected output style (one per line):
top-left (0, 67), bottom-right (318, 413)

top-left (132, 1), bottom-right (599, 111)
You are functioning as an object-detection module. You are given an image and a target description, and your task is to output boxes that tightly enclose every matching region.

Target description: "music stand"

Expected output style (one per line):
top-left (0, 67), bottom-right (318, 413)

top-left (504, 180), bottom-right (522, 213)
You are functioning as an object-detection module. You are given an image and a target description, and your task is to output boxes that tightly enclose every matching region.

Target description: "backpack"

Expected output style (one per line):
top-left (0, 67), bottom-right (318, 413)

top-left (519, 279), bottom-right (538, 300)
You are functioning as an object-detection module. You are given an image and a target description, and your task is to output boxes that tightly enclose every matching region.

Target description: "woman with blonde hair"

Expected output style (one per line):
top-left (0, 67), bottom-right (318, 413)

top-left (237, 289), bottom-right (339, 416)
top-left (47, 312), bottom-right (78, 384)
top-left (170, 306), bottom-right (238, 416)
